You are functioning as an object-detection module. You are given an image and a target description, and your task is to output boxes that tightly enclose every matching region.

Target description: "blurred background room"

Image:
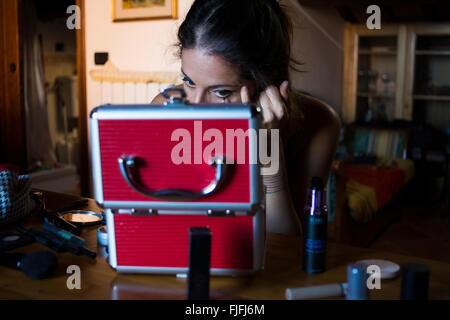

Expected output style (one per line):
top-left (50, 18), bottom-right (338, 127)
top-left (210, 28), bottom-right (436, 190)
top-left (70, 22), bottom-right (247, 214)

top-left (0, 0), bottom-right (449, 260)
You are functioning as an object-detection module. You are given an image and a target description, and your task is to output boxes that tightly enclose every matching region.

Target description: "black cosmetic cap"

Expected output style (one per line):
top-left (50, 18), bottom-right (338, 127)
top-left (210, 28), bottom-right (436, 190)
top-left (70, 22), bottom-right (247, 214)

top-left (311, 177), bottom-right (324, 190)
top-left (401, 263), bottom-right (430, 300)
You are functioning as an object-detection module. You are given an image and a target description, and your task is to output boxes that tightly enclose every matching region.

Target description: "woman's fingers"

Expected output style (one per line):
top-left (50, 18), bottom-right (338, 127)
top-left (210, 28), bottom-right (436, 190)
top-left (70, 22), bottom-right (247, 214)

top-left (240, 86), bottom-right (250, 103)
top-left (242, 82), bottom-right (289, 129)
top-left (265, 85), bottom-right (287, 120)
top-left (259, 91), bottom-right (276, 128)
top-left (280, 80), bottom-right (289, 101)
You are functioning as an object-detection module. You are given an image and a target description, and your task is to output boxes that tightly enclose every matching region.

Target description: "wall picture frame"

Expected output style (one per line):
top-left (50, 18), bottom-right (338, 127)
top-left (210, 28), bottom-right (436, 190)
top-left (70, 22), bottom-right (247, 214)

top-left (112, 0), bottom-right (177, 22)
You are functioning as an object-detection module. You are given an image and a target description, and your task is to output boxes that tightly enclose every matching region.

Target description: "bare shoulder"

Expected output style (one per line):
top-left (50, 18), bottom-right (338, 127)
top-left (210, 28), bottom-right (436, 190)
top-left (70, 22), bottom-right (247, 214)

top-left (296, 92), bottom-right (341, 138)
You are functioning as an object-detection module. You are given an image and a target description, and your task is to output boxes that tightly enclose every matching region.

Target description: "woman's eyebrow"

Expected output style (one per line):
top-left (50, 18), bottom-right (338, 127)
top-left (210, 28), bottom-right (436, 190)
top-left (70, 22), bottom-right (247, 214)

top-left (181, 69), bottom-right (240, 90)
top-left (207, 84), bottom-right (241, 90)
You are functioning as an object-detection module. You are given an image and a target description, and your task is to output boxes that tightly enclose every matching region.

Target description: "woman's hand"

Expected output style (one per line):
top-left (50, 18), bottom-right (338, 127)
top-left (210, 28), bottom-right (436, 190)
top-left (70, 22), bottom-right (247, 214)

top-left (241, 80), bottom-right (289, 129)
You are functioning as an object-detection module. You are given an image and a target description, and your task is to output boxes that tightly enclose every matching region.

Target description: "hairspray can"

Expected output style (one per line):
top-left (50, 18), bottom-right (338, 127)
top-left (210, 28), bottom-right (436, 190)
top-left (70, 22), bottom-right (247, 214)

top-left (302, 177), bottom-right (328, 273)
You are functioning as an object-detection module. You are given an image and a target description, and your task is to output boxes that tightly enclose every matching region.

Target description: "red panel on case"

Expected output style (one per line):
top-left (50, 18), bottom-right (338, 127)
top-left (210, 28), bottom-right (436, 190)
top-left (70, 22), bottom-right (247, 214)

top-left (98, 119), bottom-right (250, 203)
top-left (114, 214), bottom-right (254, 269)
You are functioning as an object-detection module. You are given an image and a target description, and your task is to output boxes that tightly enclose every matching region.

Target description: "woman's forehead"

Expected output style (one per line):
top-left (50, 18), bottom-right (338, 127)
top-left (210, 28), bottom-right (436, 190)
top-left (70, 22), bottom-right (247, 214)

top-left (181, 48), bottom-right (242, 87)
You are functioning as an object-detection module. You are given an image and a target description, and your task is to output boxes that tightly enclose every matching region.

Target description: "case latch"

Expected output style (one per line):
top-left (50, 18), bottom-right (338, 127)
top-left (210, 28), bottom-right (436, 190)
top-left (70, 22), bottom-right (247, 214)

top-left (161, 86), bottom-right (187, 105)
top-left (207, 209), bottom-right (235, 217)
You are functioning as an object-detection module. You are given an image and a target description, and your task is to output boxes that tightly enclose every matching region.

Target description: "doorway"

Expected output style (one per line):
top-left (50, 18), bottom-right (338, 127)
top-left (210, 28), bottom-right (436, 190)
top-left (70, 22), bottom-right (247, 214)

top-left (23, 0), bottom-right (80, 195)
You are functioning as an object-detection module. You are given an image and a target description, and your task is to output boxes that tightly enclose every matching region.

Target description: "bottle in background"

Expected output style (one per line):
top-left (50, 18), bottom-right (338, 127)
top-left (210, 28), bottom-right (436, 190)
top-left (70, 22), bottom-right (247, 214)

top-left (302, 177), bottom-right (328, 274)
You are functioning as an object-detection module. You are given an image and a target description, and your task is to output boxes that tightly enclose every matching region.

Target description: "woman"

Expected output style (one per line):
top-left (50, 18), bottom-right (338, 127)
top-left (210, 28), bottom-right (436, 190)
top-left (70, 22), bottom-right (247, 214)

top-left (153, 0), bottom-right (341, 235)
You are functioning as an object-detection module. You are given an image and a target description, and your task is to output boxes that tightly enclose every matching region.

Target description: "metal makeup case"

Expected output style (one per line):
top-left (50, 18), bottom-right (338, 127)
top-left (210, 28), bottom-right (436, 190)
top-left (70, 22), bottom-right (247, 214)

top-left (89, 88), bottom-right (265, 275)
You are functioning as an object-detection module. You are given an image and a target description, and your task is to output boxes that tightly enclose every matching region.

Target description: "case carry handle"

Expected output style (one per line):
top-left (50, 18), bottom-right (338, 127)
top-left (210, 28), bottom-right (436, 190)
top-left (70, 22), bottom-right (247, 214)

top-left (118, 155), bottom-right (229, 200)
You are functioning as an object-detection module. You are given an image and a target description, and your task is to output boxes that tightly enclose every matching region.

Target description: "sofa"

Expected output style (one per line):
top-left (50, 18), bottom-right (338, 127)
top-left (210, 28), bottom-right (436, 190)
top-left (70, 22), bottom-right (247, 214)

top-left (326, 125), bottom-right (415, 247)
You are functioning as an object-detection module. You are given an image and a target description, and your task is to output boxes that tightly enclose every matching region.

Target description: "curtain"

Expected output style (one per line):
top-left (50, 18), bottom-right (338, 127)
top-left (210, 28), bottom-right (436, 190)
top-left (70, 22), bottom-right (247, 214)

top-left (23, 0), bottom-right (56, 171)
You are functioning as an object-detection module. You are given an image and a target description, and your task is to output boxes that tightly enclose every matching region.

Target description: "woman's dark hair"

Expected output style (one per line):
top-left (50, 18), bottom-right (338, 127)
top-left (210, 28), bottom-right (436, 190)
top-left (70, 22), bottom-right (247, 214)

top-left (177, 0), bottom-right (301, 96)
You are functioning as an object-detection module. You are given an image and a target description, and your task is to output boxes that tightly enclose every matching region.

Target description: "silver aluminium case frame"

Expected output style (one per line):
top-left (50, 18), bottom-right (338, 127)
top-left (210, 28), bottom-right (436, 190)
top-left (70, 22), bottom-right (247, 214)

top-left (90, 102), bottom-right (265, 275)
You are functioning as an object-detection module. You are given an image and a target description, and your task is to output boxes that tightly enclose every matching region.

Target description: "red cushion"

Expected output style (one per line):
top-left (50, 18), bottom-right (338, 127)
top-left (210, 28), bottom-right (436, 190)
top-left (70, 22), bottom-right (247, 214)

top-left (345, 164), bottom-right (405, 209)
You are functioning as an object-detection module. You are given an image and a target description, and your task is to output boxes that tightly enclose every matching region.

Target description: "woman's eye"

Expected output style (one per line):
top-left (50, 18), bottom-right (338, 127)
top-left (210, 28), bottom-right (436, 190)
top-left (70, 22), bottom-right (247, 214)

top-left (183, 77), bottom-right (195, 88)
top-left (213, 89), bottom-right (233, 99)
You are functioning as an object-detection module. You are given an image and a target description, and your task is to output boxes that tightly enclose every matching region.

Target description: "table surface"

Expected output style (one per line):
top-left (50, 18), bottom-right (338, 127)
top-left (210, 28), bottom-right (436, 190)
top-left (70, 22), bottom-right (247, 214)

top-left (1, 190), bottom-right (449, 300)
